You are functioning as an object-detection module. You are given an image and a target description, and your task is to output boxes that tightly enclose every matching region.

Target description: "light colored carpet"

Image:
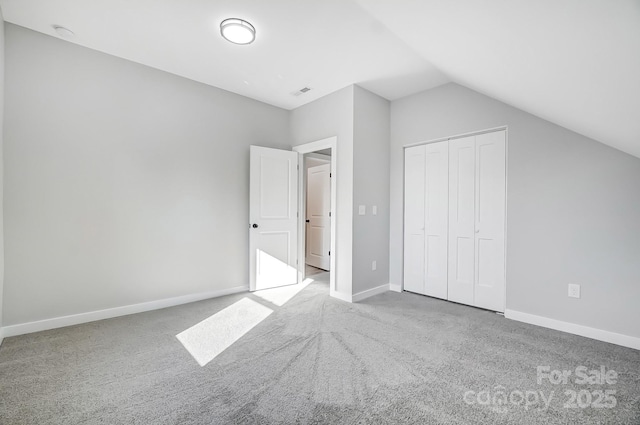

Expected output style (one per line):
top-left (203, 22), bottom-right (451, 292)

top-left (1, 275), bottom-right (638, 424)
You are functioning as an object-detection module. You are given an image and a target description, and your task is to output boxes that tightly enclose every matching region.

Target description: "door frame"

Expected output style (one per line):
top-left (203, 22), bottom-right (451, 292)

top-left (293, 137), bottom-right (337, 294)
top-left (402, 126), bottom-right (508, 312)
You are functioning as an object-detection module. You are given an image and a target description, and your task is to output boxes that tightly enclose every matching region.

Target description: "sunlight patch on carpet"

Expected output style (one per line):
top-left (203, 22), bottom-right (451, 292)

top-left (177, 298), bottom-right (273, 366)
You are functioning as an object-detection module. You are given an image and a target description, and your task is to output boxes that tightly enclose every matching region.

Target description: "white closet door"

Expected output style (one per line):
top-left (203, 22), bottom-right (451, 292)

top-left (474, 131), bottom-right (506, 312)
top-left (423, 142), bottom-right (449, 299)
top-left (403, 145), bottom-right (426, 294)
top-left (447, 136), bottom-right (476, 305)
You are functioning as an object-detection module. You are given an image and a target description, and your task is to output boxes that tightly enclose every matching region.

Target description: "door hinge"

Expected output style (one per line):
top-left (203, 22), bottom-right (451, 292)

top-left (329, 212), bottom-right (331, 217)
top-left (329, 251), bottom-right (331, 256)
top-left (330, 172), bottom-right (332, 178)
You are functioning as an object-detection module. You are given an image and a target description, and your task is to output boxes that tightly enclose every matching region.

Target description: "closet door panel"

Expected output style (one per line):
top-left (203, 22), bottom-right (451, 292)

top-left (403, 145), bottom-right (426, 294)
top-left (474, 131), bottom-right (506, 312)
top-left (447, 136), bottom-right (475, 305)
top-left (424, 141), bottom-right (449, 299)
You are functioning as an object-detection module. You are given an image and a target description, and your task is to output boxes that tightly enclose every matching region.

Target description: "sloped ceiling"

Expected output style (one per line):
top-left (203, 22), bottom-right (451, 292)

top-left (355, 0), bottom-right (640, 158)
top-left (1, 0), bottom-right (639, 157)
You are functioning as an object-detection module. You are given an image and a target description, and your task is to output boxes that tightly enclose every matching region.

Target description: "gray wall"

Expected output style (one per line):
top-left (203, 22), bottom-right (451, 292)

top-left (353, 86), bottom-right (390, 294)
top-left (290, 85), bottom-right (391, 297)
top-left (0, 11), bottom-right (5, 335)
top-left (390, 83), bottom-right (640, 338)
top-left (290, 86), bottom-right (354, 297)
top-left (3, 24), bottom-right (290, 326)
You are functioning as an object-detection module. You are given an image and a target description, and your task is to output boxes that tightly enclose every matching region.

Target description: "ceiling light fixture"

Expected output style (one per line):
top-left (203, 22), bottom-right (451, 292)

top-left (220, 18), bottom-right (255, 45)
top-left (52, 25), bottom-right (74, 38)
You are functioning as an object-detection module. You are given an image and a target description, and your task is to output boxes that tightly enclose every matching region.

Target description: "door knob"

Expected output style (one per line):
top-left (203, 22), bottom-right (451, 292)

top-left (306, 219), bottom-right (310, 223)
top-left (475, 229), bottom-right (479, 233)
top-left (252, 223), bottom-right (258, 228)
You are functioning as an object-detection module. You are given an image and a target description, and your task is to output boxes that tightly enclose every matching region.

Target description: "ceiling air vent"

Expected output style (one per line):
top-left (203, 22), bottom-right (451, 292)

top-left (291, 87), bottom-right (312, 96)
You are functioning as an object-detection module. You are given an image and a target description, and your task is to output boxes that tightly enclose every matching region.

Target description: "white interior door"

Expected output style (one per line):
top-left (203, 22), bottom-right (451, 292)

top-left (473, 131), bottom-right (506, 312)
top-left (447, 136), bottom-right (476, 305)
top-left (249, 146), bottom-right (298, 291)
top-left (403, 145), bottom-right (426, 294)
top-left (306, 163), bottom-right (331, 271)
top-left (424, 141), bottom-right (449, 299)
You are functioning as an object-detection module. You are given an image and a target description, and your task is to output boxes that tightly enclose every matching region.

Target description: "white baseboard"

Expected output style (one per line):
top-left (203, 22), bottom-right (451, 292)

top-left (352, 284), bottom-right (390, 303)
top-left (1, 285), bottom-right (248, 338)
top-left (389, 283), bottom-right (402, 293)
top-left (330, 284), bottom-right (392, 303)
top-left (504, 309), bottom-right (640, 351)
top-left (0, 328), bottom-right (4, 347)
top-left (330, 289), bottom-right (352, 303)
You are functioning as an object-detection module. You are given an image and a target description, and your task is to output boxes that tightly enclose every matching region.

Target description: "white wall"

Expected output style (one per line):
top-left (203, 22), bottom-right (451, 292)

top-left (352, 86), bottom-right (390, 294)
top-left (390, 83), bottom-right (640, 339)
top-left (3, 24), bottom-right (290, 326)
top-left (0, 10), bottom-right (5, 342)
top-left (290, 86), bottom-right (354, 298)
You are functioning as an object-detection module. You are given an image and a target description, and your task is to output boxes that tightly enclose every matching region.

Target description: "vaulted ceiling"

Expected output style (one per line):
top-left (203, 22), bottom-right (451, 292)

top-left (2, 0), bottom-right (639, 158)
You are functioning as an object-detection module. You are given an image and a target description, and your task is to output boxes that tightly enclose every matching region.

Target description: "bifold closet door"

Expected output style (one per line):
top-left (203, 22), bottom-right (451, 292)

top-left (473, 131), bottom-right (506, 312)
top-left (423, 142), bottom-right (448, 299)
top-left (403, 142), bottom-right (448, 298)
top-left (448, 131), bottom-right (506, 312)
top-left (447, 136), bottom-right (476, 305)
top-left (403, 145), bottom-right (426, 294)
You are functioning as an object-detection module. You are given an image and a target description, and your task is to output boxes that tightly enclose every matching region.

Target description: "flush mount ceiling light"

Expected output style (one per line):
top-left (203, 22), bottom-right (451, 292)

top-left (220, 18), bottom-right (255, 45)
top-left (52, 25), bottom-right (74, 38)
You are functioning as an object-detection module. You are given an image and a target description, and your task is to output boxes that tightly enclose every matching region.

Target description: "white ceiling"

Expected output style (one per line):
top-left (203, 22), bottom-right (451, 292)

top-left (1, 0), bottom-right (639, 158)
top-left (0, 0), bottom-right (449, 109)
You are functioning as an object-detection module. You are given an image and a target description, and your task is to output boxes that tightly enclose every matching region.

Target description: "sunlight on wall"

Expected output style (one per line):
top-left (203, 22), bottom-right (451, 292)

top-left (253, 278), bottom-right (313, 307)
top-left (176, 298), bottom-right (273, 366)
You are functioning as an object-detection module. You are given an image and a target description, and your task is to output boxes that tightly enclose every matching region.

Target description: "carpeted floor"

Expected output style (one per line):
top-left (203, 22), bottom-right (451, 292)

top-left (0, 273), bottom-right (638, 424)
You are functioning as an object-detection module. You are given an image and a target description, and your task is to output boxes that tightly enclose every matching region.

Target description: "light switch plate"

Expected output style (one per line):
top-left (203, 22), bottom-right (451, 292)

top-left (372, 205), bottom-right (377, 215)
top-left (372, 260), bottom-right (377, 271)
top-left (359, 205), bottom-right (366, 215)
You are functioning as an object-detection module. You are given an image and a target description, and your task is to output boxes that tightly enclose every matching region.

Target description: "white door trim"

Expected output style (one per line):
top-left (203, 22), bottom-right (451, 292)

top-left (293, 137), bottom-right (337, 297)
top-left (403, 125), bottom-right (508, 149)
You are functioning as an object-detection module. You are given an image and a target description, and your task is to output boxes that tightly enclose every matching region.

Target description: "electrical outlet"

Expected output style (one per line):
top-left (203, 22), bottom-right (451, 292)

top-left (568, 284), bottom-right (581, 299)
top-left (372, 260), bottom-right (377, 271)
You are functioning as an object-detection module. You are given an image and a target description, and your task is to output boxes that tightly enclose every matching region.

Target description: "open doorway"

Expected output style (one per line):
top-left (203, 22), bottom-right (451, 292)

top-left (293, 137), bottom-right (337, 296)
top-left (303, 150), bottom-right (331, 284)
